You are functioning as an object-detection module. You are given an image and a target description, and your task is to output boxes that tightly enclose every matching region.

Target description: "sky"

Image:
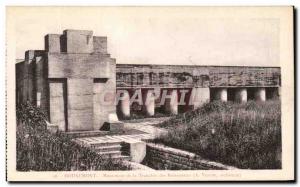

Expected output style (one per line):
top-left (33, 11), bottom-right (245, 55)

top-left (11, 7), bottom-right (279, 66)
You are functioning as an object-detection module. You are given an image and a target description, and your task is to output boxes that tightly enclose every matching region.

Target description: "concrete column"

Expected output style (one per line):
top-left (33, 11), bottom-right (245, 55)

top-left (164, 89), bottom-right (178, 115)
top-left (142, 89), bottom-right (155, 116)
top-left (235, 88), bottom-right (247, 103)
top-left (190, 87), bottom-right (210, 109)
top-left (37, 92), bottom-right (41, 107)
top-left (119, 91), bottom-right (130, 118)
top-left (215, 88), bottom-right (227, 102)
top-left (254, 88), bottom-right (266, 102)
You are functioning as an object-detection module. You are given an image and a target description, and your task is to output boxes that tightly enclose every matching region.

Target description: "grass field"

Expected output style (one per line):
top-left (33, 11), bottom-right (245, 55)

top-left (16, 103), bottom-right (129, 171)
top-left (155, 100), bottom-right (281, 169)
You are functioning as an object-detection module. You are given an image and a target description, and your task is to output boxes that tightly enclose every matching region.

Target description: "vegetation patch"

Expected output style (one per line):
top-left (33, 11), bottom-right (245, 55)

top-left (154, 100), bottom-right (281, 169)
top-left (16, 102), bottom-right (130, 171)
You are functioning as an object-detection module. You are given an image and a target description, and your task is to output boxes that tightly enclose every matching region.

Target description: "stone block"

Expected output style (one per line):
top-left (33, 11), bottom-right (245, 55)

top-left (93, 36), bottom-right (107, 54)
top-left (101, 121), bottom-right (124, 132)
top-left (123, 140), bottom-right (146, 163)
top-left (25, 50), bottom-right (44, 61)
top-left (110, 122), bottom-right (124, 132)
top-left (45, 34), bottom-right (61, 52)
top-left (25, 50), bottom-right (35, 61)
top-left (108, 113), bottom-right (119, 123)
top-left (64, 30), bottom-right (93, 53)
top-left (47, 53), bottom-right (113, 79)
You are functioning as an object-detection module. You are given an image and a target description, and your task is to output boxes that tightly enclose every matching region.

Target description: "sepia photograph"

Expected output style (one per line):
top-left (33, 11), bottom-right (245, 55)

top-left (6, 6), bottom-right (294, 181)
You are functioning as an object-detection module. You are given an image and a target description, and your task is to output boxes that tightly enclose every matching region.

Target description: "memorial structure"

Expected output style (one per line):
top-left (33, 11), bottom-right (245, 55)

top-left (16, 29), bottom-right (281, 132)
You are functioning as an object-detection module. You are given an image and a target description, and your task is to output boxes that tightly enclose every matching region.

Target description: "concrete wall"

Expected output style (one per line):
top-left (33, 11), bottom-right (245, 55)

top-left (145, 143), bottom-right (236, 170)
top-left (67, 79), bottom-right (94, 131)
top-left (16, 50), bottom-right (45, 105)
top-left (93, 61), bottom-right (116, 130)
top-left (49, 80), bottom-right (67, 131)
top-left (24, 51), bottom-right (35, 103)
top-left (209, 66), bottom-right (281, 87)
top-left (116, 64), bottom-right (210, 88)
top-left (16, 61), bottom-right (25, 106)
top-left (116, 64), bottom-right (280, 89)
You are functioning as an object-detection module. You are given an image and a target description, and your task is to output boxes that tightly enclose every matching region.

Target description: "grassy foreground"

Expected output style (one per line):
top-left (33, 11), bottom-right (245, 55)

top-left (16, 103), bottom-right (129, 171)
top-left (155, 100), bottom-right (281, 169)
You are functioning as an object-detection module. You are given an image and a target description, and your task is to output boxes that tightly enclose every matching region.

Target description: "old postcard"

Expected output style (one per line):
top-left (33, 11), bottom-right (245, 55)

top-left (6, 6), bottom-right (294, 181)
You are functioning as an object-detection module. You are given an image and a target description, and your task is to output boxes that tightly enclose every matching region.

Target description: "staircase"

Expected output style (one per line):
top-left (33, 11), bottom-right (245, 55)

top-left (73, 133), bottom-right (155, 163)
top-left (73, 138), bottom-right (131, 161)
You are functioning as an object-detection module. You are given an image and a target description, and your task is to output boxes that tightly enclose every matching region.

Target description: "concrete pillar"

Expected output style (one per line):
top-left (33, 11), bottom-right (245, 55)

top-left (254, 88), bottom-right (266, 102)
top-left (164, 89), bottom-right (178, 115)
top-left (190, 87), bottom-right (210, 109)
top-left (119, 91), bottom-right (130, 118)
top-left (142, 89), bottom-right (155, 116)
top-left (37, 92), bottom-right (41, 107)
top-left (215, 88), bottom-right (227, 102)
top-left (235, 88), bottom-right (247, 103)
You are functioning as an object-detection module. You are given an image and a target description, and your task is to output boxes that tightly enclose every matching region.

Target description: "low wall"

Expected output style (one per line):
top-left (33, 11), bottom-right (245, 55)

top-left (144, 143), bottom-right (237, 170)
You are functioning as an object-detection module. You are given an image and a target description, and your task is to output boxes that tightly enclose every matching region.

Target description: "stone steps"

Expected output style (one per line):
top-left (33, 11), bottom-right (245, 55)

top-left (110, 155), bottom-right (131, 161)
top-left (79, 138), bottom-right (131, 162)
top-left (64, 130), bottom-right (109, 138)
top-left (89, 140), bottom-right (124, 148)
top-left (94, 143), bottom-right (132, 162)
top-left (94, 145), bottom-right (122, 152)
top-left (72, 133), bottom-right (154, 165)
top-left (97, 150), bottom-right (122, 157)
top-left (87, 140), bottom-right (125, 158)
top-left (94, 144), bottom-right (122, 157)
